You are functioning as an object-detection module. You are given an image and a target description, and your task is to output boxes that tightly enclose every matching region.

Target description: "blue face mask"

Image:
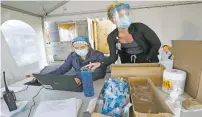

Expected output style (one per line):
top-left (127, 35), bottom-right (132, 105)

top-left (119, 15), bottom-right (131, 29)
top-left (75, 49), bottom-right (88, 57)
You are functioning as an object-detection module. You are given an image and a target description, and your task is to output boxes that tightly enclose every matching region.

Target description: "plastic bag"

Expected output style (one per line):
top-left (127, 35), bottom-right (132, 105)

top-left (132, 83), bottom-right (155, 113)
top-left (101, 78), bottom-right (129, 115)
top-left (133, 84), bottom-right (150, 94)
top-left (122, 103), bottom-right (132, 117)
top-left (133, 93), bottom-right (153, 103)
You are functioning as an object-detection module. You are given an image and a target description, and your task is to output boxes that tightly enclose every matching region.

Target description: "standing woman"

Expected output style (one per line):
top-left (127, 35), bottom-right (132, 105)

top-left (87, 2), bottom-right (161, 70)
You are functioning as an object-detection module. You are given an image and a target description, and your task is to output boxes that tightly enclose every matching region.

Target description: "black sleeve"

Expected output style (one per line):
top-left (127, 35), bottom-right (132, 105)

top-left (101, 33), bottom-right (118, 67)
top-left (92, 69), bottom-right (106, 81)
top-left (140, 23), bottom-right (161, 59)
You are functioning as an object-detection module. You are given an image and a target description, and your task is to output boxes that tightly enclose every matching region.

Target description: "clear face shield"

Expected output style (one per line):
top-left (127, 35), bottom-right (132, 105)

top-left (110, 4), bottom-right (132, 29)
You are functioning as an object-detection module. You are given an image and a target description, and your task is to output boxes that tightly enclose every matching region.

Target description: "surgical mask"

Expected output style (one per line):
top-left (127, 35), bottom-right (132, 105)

top-left (75, 49), bottom-right (88, 56)
top-left (119, 15), bottom-right (131, 29)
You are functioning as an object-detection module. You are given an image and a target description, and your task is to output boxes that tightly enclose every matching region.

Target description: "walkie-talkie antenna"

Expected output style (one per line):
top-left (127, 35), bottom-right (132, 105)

top-left (3, 71), bottom-right (9, 92)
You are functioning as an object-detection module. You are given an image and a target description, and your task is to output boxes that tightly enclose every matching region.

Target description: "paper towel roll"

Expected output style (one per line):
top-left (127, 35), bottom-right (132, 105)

top-left (162, 69), bottom-right (186, 95)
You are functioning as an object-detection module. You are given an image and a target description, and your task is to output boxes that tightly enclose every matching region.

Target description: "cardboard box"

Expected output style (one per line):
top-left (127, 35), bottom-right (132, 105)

top-left (172, 40), bottom-right (202, 102)
top-left (128, 78), bottom-right (174, 117)
top-left (111, 63), bottom-right (165, 86)
top-left (91, 84), bottom-right (108, 117)
top-left (95, 20), bottom-right (116, 54)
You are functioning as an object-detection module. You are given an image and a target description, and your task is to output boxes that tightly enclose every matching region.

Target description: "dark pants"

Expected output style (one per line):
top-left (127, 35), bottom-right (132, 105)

top-left (120, 52), bottom-right (159, 64)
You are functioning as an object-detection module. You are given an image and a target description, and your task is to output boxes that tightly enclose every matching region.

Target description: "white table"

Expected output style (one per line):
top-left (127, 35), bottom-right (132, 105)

top-left (2, 75), bottom-right (202, 117)
top-left (1, 74), bottom-right (110, 117)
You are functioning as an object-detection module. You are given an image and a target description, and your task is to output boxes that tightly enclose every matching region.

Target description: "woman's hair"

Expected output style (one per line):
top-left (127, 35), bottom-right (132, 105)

top-left (107, 2), bottom-right (125, 20)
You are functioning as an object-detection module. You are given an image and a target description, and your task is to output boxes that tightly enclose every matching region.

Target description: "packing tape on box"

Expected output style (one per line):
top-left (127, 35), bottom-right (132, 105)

top-left (162, 69), bottom-right (186, 95)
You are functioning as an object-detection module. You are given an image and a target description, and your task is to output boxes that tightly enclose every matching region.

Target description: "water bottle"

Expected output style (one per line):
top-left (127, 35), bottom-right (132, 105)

top-left (81, 71), bottom-right (94, 97)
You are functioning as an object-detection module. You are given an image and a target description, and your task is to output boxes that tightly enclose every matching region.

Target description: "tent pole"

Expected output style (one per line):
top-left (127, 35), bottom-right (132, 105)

top-left (41, 17), bottom-right (49, 63)
top-left (44, 1), bottom-right (69, 16)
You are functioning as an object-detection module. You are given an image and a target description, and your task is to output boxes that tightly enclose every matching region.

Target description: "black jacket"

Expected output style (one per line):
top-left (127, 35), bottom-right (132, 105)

top-left (101, 22), bottom-right (161, 66)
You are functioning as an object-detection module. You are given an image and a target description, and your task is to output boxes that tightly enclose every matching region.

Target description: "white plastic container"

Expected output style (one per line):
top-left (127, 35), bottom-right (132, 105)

top-left (162, 69), bottom-right (186, 95)
top-left (160, 60), bottom-right (173, 71)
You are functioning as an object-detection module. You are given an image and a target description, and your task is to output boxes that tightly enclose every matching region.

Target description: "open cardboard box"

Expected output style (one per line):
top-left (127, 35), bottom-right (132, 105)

top-left (111, 63), bottom-right (165, 86)
top-left (91, 84), bottom-right (109, 117)
top-left (128, 77), bottom-right (174, 117)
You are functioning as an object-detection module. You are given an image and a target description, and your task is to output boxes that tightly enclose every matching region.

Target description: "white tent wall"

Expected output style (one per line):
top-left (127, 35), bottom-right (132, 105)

top-left (45, 2), bottom-right (202, 46)
top-left (132, 3), bottom-right (202, 46)
top-left (1, 8), bottom-right (47, 87)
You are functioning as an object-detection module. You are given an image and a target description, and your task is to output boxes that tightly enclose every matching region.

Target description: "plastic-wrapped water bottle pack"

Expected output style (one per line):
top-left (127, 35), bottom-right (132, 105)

top-left (96, 78), bottom-right (132, 117)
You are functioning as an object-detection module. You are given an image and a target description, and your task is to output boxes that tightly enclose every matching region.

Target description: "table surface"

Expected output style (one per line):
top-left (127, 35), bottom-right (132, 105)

top-left (1, 75), bottom-right (202, 117)
top-left (1, 74), bottom-right (110, 117)
top-left (156, 87), bottom-right (202, 117)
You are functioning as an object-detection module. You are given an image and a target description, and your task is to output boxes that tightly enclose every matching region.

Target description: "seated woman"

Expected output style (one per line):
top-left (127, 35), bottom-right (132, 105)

top-left (48, 36), bottom-right (106, 86)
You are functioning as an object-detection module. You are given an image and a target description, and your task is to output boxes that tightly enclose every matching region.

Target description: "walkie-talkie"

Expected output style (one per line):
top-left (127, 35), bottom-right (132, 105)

top-left (2, 71), bottom-right (17, 111)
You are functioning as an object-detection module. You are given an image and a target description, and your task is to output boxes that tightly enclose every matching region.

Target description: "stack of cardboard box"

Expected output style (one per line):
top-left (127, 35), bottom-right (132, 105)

top-left (89, 40), bottom-right (202, 117)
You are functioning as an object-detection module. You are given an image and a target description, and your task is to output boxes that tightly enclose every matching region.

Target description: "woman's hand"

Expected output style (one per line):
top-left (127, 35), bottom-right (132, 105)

top-left (75, 78), bottom-right (82, 86)
top-left (86, 62), bottom-right (101, 70)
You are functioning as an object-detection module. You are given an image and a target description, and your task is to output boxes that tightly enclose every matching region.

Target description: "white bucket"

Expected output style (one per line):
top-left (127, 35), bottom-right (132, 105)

top-left (162, 69), bottom-right (186, 95)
